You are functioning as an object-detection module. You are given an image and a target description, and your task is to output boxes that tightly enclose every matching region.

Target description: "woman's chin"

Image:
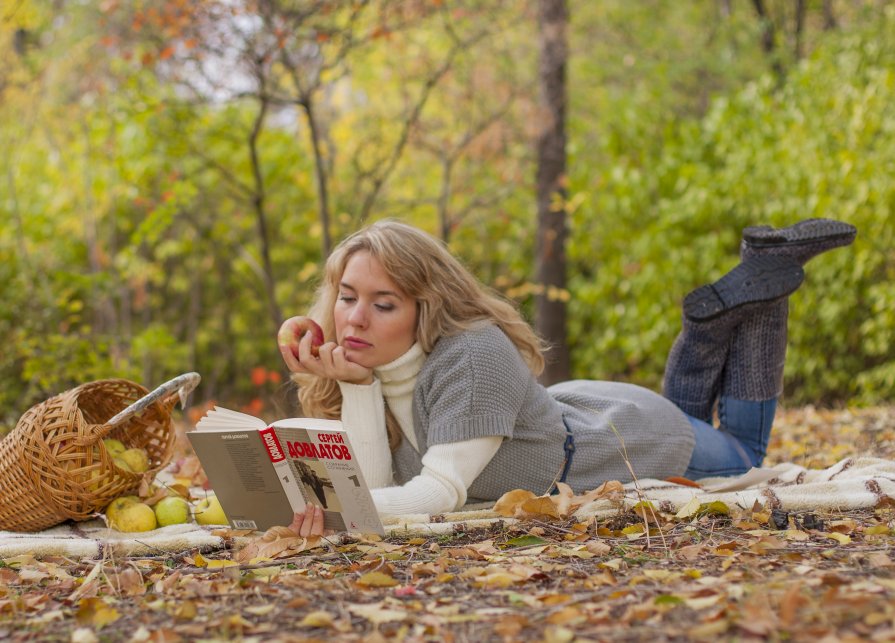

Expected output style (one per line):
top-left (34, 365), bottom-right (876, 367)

top-left (343, 349), bottom-right (373, 369)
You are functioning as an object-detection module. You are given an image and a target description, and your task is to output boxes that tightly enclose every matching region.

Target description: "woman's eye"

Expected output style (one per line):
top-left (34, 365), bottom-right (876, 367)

top-left (375, 303), bottom-right (394, 312)
top-left (338, 295), bottom-right (356, 303)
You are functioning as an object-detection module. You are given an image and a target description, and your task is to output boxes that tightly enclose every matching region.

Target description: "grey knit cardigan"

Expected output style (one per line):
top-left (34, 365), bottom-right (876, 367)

top-left (391, 324), bottom-right (696, 502)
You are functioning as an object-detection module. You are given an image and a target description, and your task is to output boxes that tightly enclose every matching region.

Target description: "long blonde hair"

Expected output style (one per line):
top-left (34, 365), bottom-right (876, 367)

top-left (294, 220), bottom-right (546, 449)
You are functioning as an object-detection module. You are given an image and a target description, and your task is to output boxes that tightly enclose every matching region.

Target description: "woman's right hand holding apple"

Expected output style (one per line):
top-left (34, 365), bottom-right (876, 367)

top-left (278, 316), bottom-right (373, 385)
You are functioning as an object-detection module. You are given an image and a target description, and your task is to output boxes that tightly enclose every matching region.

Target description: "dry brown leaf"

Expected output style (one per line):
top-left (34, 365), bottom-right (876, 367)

top-left (520, 496), bottom-right (562, 519)
top-left (584, 540), bottom-right (612, 556)
top-left (107, 567), bottom-right (145, 596)
top-left (234, 525), bottom-right (319, 563)
top-left (552, 482), bottom-right (575, 516)
top-left (493, 489), bottom-right (539, 517)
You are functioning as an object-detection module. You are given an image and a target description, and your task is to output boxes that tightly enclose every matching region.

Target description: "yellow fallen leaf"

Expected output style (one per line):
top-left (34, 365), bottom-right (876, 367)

top-left (476, 571), bottom-right (521, 588)
top-left (205, 559), bottom-right (239, 569)
top-left (865, 524), bottom-right (891, 536)
top-left (826, 532), bottom-right (851, 545)
top-left (75, 598), bottom-right (120, 628)
top-left (245, 605), bottom-right (276, 616)
top-left (348, 602), bottom-right (408, 624)
top-left (356, 571), bottom-right (399, 587)
top-left (675, 496), bottom-right (702, 519)
top-left (299, 611), bottom-right (334, 627)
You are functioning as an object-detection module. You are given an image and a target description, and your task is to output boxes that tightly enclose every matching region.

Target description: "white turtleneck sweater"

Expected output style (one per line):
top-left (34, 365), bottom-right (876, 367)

top-left (337, 343), bottom-right (502, 515)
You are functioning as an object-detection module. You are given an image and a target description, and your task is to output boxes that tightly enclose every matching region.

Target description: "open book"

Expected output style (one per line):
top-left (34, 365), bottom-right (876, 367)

top-left (188, 407), bottom-right (383, 534)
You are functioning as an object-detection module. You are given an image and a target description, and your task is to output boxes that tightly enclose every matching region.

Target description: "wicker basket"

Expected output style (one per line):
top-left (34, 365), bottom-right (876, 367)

top-left (0, 372), bottom-right (200, 532)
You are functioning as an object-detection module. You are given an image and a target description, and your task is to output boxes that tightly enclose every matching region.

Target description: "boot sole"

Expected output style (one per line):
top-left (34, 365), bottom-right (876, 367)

top-left (743, 218), bottom-right (856, 248)
top-left (684, 255), bottom-right (804, 322)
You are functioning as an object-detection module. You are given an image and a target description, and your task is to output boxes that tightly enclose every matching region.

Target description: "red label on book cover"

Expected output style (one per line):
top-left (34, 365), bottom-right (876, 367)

top-left (259, 426), bottom-right (285, 463)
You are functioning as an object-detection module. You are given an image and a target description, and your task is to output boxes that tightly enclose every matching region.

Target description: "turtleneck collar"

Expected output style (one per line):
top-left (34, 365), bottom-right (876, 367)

top-left (374, 342), bottom-right (426, 398)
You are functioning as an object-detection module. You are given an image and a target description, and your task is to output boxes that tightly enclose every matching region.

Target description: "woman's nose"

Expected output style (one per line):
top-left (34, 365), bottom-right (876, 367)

top-left (347, 305), bottom-right (368, 328)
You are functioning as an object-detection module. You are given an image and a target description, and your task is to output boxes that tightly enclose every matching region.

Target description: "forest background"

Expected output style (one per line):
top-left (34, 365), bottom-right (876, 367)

top-left (1, 0), bottom-right (893, 432)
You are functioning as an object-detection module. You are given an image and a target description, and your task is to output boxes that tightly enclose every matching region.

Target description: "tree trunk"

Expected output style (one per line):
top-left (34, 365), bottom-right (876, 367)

top-left (248, 95), bottom-right (283, 332)
top-left (751, 0), bottom-right (785, 81)
top-left (301, 96), bottom-right (334, 257)
top-left (535, 0), bottom-right (570, 385)
top-left (794, 0), bottom-right (806, 60)
top-left (823, 0), bottom-right (838, 30)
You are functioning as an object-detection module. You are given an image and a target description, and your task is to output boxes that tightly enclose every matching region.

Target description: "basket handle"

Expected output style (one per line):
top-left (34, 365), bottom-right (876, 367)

top-left (105, 372), bottom-right (201, 428)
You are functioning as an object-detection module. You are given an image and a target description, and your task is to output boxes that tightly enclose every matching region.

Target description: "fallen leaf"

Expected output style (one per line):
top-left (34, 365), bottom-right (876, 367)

top-left (356, 571), bottom-right (399, 587)
top-left (494, 489), bottom-right (538, 517)
top-left (75, 597), bottom-right (120, 627)
top-left (675, 496), bottom-right (702, 519)
top-left (348, 602), bottom-right (408, 624)
top-left (299, 610), bottom-right (334, 627)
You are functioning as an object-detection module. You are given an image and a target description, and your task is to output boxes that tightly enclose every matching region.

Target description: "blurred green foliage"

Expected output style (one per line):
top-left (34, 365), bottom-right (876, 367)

top-left (0, 0), bottom-right (892, 432)
top-left (567, 9), bottom-right (895, 405)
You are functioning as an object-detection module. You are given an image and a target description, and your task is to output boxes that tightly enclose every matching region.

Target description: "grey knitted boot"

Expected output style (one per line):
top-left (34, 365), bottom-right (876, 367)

top-left (721, 218), bottom-right (857, 401)
top-left (740, 217), bottom-right (857, 264)
top-left (663, 255), bottom-right (804, 421)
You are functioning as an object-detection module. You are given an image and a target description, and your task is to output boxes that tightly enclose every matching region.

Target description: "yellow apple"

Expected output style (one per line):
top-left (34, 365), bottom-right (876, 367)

top-left (110, 502), bottom-right (157, 532)
top-left (105, 496), bottom-right (138, 524)
top-left (194, 496), bottom-right (228, 526)
top-left (120, 448), bottom-right (150, 473)
top-left (154, 496), bottom-right (190, 527)
top-left (113, 456), bottom-right (133, 473)
top-left (103, 438), bottom-right (126, 456)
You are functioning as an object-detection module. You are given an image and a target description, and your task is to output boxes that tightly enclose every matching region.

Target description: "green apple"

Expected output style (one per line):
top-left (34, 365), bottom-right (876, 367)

top-left (113, 456), bottom-right (133, 472)
top-left (110, 502), bottom-right (157, 532)
top-left (194, 495), bottom-right (228, 526)
top-left (120, 448), bottom-right (150, 473)
top-left (103, 438), bottom-right (126, 456)
top-left (154, 496), bottom-right (190, 527)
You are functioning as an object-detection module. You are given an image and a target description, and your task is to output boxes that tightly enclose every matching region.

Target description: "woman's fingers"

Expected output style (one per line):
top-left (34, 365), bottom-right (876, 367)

top-left (309, 504), bottom-right (325, 535)
top-left (289, 505), bottom-right (326, 537)
top-left (288, 507), bottom-right (336, 538)
top-left (288, 511), bottom-right (305, 534)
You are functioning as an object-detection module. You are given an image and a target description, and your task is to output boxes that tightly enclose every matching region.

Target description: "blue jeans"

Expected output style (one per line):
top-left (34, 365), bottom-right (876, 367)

top-left (683, 396), bottom-right (777, 479)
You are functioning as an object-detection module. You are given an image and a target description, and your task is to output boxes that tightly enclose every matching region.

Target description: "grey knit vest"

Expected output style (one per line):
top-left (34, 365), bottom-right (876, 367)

top-left (391, 325), bottom-right (695, 502)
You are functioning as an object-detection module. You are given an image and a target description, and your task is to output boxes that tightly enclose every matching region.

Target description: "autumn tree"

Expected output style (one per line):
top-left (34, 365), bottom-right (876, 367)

top-left (534, 0), bottom-right (570, 384)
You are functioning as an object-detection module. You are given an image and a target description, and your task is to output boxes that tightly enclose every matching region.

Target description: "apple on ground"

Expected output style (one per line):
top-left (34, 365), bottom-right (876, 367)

top-left (154, 496), bottom-right (191, 527)
top-left (194, 495), bottom-right (228, 526)
top-left (105, 497), bottom-right (137, 523)
top-left (109, 502), bottom-right (157, 532)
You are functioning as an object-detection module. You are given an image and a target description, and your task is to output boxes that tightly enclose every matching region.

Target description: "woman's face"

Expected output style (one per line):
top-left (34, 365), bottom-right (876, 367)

top-left (333, 251), bottom-right (418, 369)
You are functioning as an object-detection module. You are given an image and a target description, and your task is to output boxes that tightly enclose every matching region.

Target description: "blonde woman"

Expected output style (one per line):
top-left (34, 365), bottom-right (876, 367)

top-left (282, 218), bottom-right (855, 537)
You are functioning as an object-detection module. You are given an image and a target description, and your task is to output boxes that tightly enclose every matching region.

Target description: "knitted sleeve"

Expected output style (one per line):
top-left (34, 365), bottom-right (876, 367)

top-left (420, 325), bottom-right (533, 446)
top-left (338, 379), bottom-right (394, 488)
top-left (372, 436), bottom-right (502, 514)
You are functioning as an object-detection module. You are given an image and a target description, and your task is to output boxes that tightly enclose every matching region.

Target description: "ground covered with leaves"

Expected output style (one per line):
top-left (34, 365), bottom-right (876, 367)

top-left (2, 406), bottom-right (894, 642)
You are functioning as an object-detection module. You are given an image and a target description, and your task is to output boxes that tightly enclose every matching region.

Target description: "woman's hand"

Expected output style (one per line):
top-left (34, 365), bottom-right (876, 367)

top-left (288, 505), bottom-right (330, 537)
top-left (279, 321), bottom-right (373, 385)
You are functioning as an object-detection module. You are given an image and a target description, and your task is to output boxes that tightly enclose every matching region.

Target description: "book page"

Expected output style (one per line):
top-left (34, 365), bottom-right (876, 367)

top-left (194, 406), bottom-right (267, 432)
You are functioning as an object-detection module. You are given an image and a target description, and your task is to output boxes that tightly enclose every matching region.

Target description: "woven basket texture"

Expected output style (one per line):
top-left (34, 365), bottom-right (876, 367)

top-left (0, 379), bottom-right (177, 532)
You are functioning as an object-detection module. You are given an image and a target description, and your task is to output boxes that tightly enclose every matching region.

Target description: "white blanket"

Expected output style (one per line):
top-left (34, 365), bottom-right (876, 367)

top-left (2, 457), bottom-right (893, 558)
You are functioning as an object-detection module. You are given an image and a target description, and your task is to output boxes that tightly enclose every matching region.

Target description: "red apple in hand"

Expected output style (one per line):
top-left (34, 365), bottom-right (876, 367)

top-left (278, 316), bottom-right (325, 358)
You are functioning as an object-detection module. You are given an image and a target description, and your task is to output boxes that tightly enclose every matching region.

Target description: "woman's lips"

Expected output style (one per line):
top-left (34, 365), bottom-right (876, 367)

top-left (344, 336), bottom-right (372, 350)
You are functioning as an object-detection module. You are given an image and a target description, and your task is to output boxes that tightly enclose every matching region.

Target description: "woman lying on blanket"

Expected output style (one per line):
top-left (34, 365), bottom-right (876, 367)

top-left (281, 217), bottom-right (856, 537)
